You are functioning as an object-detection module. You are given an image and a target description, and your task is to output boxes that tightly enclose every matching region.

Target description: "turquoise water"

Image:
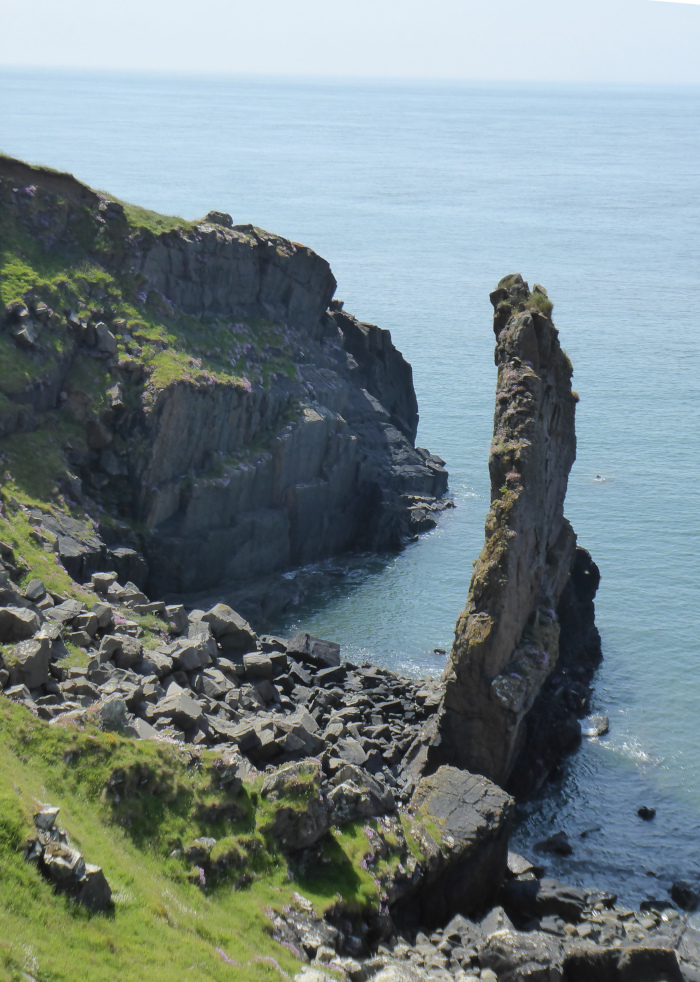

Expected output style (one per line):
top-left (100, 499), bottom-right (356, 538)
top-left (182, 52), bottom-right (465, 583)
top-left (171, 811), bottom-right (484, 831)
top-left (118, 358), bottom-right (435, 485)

top-left (2, 71), bottom-right (700, 905)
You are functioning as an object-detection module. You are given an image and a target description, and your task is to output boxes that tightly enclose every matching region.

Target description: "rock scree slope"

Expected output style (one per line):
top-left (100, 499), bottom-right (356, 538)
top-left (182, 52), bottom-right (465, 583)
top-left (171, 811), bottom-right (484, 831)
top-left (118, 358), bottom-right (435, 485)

top-left (0, 154), bottom-right (448, 602)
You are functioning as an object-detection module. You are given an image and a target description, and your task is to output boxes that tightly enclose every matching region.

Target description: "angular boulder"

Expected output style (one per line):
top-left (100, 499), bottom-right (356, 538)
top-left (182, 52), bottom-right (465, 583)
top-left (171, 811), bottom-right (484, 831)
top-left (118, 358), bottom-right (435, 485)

top-left (404, 765), bottom-right (514, 926)
top-left (260, 760), bottom-right (330, 849)
top-left (328, 763), bottom-right (396, 824)
top-left (0, 606), bottom-right (41, 642)
top-left (287, 632), bottom-right (340, 669)
top-left (151, 683), bottom-right (204, 730)
top-left (7, 635), bottom-right (51, 688)
top-left (563, 945), bottom-right (684, 982)
top-left (480, 930), bottom-right (564, 982)
top-left (201, 604), bottom-right (257, 654)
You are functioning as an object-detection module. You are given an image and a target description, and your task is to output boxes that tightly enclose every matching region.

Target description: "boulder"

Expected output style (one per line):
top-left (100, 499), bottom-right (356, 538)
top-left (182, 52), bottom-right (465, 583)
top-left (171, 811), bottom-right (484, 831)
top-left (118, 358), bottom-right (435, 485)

top-left (151, 683), bottom-right (204, 730)
top-left (276, 708), bottom-right (323, 756)
top-left (91, 571), bottom-right (118, 593)
top-left (328, 764), bottom-right (396, 824)
top-left (480, 930), bottom-right (564, 982)
top-left (404, 765), bottom-right (514, 925)
top-left (535, 832), bottom-right (573, 857)
top-left (502, 877), bottom-right (587, 923)
top-left (0, 606), bottom-right (40, 642)
top-left (99, 697), bottom-right (129, 728)
top-left (563, 945), bottom-right (684, 981)
top-left (125, 717), bottom-right (159, 741)
top-left (113, 636), bottom-right (143, 670)
top-left (7, 635), bottom-right (51, 688)
top-left (287, 633), bottom-right (340, 669)
top-left (43, 841), bottom-right (86, 883)
top-left (45, 598), bottom-right (85, 624)
top-left (77, 864), bottom-right (112, 910)
top-left (365, 968), bottom-right (427, 982)
top-left (92, 602), bottom-right (114, 629)
top-left (261, 760), bottom-right (331, 849)
top-left (95, 321), bottom-right (118, 354)
top-left (243, 652), bottom-right (274, 680)
top-left (34, 806), bottom-right (60, 831)
top-left (165, 604), bottom-right (188, 635)
top-left (24, 578), bottom-right (46, 602)
top-left (136, 647), bottom-right (174, 678)
top-left (171, 636), bottom-right (213, 671)
top-left (201, 604), bottom-right (257, 653)
top-left (671, 879), bottom-right (700, 912)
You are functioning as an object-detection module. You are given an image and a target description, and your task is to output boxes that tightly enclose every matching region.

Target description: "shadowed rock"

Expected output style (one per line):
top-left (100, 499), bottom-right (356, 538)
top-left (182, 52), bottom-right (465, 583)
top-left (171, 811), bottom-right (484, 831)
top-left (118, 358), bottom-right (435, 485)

top-left (430, 275), bottom-right (597, 787)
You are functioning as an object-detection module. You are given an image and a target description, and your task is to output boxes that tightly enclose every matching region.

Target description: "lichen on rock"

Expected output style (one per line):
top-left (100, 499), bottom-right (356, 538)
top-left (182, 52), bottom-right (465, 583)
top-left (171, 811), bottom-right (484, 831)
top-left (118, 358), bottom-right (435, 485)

top-left (430, 274), bottom-right (599, 790)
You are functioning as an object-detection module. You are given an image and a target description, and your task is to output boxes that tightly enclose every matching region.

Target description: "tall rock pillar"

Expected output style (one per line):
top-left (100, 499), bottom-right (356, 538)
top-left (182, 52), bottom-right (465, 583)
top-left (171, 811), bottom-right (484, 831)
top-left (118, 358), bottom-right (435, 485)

top-left (433, 274), bottom-right (584, 786)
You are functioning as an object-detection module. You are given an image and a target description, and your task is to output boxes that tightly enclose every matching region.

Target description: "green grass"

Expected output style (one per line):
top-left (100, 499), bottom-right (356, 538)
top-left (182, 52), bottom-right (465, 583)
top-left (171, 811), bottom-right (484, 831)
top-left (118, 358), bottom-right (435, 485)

top-left (0, 499), bottom-right (75, 598)
top-left (0, 701), bottom-right (296, 981)
top-left (118, 201), bottom-right (194, 237)
top-left (526, 290), bottom-right (554, 317)
top-left (0, 697), bottom-right (409, 981)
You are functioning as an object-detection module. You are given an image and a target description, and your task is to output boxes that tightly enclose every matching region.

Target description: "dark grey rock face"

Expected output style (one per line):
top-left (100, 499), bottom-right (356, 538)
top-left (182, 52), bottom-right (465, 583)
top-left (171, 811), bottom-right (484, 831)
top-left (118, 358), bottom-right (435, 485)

top-left (0, 156), bottom-right (449, 599)
top-left (429, 276), bottom-right (599, 793)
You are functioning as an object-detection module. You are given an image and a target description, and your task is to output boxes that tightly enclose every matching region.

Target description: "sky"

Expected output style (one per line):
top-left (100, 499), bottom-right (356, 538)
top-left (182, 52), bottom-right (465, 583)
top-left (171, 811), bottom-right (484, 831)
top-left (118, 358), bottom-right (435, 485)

top-left (1, 0), bottom-right (700, 83)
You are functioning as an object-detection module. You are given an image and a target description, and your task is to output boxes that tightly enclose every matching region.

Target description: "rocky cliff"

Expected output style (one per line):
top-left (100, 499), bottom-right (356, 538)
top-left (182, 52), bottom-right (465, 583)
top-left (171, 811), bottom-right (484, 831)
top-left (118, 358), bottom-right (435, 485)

top-left (0, 155), bottom-right (448, 599)
top-left (428, 274), bottom-right (601, 790)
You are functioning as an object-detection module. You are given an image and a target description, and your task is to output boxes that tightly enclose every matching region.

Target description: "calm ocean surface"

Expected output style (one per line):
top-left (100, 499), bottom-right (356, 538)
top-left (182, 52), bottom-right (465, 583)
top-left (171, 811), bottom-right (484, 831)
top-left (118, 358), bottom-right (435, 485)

top-left (2, 70), bottom-right (699, 906)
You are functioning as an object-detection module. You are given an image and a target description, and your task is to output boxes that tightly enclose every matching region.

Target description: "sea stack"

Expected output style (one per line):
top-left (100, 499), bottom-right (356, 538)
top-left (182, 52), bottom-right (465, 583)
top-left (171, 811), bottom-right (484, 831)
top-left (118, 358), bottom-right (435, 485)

top-left (431, 274), bottom-right (599, 788)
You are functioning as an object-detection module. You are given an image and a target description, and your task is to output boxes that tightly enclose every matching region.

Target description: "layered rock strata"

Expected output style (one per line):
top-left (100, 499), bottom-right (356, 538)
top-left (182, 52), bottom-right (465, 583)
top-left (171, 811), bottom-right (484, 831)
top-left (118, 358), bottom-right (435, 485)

top-left (0, 156), bottom-right (448, 597)
top-left (429, 275), bottom-right (600, 789)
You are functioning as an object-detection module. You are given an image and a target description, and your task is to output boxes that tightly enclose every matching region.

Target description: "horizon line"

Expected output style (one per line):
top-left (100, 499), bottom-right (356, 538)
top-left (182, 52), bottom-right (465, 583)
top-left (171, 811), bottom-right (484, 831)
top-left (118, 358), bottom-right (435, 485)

top-left (1, 65), bottom-right (700, 87)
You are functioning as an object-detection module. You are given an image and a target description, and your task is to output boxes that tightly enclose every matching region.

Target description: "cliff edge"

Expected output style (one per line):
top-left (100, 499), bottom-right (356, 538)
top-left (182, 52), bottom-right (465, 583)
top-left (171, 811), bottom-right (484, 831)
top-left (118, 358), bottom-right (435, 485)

top-left (0, 155), bottom-right (448, 601)
top-left (429, 274), bottom-right (601, 790)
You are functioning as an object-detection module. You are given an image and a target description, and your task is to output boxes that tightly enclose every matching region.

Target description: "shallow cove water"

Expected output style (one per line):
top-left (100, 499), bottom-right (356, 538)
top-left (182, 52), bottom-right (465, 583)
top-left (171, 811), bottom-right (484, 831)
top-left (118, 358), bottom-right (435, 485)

top-left (2, 71), bottom-right (700, 908)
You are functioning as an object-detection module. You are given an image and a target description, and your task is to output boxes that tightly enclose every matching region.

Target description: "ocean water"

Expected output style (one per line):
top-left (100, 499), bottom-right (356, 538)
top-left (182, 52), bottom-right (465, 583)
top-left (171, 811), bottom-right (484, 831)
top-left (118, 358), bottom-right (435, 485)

top-left (2, 70), bottom-right (700, 907)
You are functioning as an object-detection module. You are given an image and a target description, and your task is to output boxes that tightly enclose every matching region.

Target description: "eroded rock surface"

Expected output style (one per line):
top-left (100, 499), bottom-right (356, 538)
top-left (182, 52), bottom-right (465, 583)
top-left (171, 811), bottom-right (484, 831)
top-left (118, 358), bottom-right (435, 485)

top-left (429, 276), bottom-right (600, 790)
top-left (0, 155), bottom-right (449, 599)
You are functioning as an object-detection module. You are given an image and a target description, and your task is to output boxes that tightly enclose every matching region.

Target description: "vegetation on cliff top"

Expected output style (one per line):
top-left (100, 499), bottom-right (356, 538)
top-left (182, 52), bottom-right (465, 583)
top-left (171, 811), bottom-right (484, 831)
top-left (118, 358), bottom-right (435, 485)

top-left (0, 157), bottom-right (303, 560)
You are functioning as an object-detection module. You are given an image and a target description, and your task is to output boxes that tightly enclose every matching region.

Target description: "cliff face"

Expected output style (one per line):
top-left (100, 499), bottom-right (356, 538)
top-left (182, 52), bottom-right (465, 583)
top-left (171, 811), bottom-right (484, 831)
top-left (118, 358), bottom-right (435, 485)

top-left (430, 274), bottom-right (598, 788)
top-left (0, 156), bottom-right (448, 598)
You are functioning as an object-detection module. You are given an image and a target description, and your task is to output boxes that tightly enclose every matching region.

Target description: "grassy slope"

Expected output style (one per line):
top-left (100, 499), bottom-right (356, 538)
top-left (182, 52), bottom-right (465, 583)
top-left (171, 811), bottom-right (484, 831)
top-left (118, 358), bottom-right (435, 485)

top-left (0, 697), bottom-right (405, 982)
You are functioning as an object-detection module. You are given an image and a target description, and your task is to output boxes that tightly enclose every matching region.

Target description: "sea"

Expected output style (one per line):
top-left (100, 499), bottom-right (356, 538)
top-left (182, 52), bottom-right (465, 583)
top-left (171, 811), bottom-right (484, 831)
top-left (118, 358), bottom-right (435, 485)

top-left (1, 70), bottom-right (699, 910)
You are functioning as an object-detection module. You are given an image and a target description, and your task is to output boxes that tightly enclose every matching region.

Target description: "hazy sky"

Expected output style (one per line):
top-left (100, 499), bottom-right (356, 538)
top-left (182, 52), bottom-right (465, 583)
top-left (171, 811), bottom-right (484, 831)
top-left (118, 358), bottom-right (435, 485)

top-left (2, 0), bottom-right (700, 82)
